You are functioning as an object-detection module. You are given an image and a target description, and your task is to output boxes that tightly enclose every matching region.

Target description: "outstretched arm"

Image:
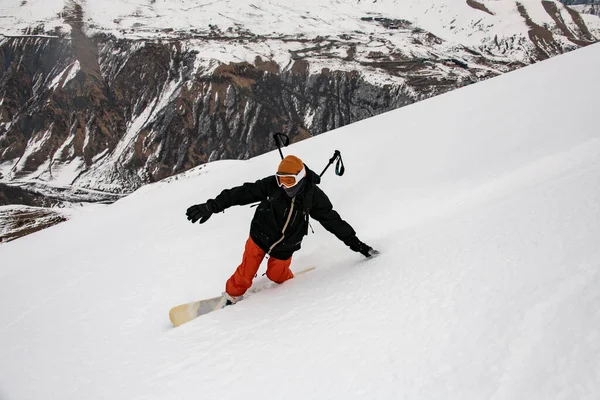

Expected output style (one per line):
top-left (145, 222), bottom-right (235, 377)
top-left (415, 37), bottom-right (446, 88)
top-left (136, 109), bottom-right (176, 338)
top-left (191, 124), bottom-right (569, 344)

top-left (186, 177), bottom-right (274, 224)
top-left (310, 187), bottom-right (378, 258)
top-left (213, 176), bottom-right (274, 209)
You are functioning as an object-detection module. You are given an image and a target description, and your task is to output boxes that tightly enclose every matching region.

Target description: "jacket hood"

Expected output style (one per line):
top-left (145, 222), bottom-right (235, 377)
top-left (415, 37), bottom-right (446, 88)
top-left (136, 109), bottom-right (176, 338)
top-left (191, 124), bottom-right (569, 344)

top-left (304, 165), bottom-right (321, 186)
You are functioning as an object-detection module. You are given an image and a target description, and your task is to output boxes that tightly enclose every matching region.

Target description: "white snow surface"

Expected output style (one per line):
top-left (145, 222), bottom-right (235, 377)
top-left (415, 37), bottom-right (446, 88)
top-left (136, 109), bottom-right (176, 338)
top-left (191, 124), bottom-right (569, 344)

top-left (0, 0), bottom-right (67, 35)
top-left (48, 60), bottom-right (80, 91)
top-left (1, 43), bottom-right (600, 399)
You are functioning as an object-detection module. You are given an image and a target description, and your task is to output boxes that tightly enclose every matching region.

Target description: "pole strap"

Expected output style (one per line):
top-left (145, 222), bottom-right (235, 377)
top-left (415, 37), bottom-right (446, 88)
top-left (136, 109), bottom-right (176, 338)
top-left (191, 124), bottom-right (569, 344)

top-left (273, 133), bottom-right (289, 160)
top-left (320, 150), bottom-right (345, 178)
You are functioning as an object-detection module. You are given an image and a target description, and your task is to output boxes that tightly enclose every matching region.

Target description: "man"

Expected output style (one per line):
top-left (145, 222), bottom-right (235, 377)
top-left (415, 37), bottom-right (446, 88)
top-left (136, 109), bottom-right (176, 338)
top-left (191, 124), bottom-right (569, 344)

top-left (186, 155), bottom-right (378, 304)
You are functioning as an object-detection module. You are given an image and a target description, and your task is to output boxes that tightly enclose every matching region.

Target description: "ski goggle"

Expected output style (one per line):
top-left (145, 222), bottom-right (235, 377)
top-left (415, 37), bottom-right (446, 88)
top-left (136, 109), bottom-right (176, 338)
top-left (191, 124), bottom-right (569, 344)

top-left (276, 166), bottom-right (306, 188)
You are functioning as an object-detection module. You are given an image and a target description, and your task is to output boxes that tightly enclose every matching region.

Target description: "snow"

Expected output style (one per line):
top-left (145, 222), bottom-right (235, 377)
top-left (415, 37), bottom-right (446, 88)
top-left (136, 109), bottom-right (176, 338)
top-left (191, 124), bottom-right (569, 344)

top-left (47, 158), bottom-right (85, 186)
top-left (77, 0), bottom-right (600, 49)
top-left (0, 0), bottom-right (68, 36)
top-left (30, 133), bottom-right (86, 185)
top-left (49, 60), bottom-right (80, 90)
top-left (0, 158), bottom-right (12, 171)
top-left (82, 0), bottom-right (598, 73)
top-left (3, 1), bottom-right (599, 71)
top-left (12, 128), bottom-right (53, 176)
top-left (1, 40), bottom-right (600, 399)
top-left (82, 125), bottom-right (91, 154)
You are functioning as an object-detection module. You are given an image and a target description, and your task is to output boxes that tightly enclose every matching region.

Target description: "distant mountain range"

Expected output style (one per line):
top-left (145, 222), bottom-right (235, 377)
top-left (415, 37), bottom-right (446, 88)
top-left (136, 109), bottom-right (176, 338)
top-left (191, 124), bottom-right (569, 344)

top-left (559, 0), bottom-right (600, 16)
top-left (560, 0), bottom-right (597, 5)
top-left (562, 0), bottom-right (600, 16)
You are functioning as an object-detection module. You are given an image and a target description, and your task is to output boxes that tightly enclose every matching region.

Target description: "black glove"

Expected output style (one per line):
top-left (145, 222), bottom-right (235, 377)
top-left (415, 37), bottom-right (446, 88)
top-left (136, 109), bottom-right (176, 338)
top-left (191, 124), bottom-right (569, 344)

top-left (349, 239), bottom-right (380, 258)
top-left (186, 200), bottom-right (219, 224)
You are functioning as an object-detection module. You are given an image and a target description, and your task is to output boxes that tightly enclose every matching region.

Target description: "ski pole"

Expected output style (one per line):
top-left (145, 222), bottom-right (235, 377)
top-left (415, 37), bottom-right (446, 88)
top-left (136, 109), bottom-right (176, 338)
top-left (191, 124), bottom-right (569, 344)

top-left (319, 150), bottom-right (345, 178)
top-left (273, 133), bottom-right (289, 160)
top-left (273, 132), bottom-right (344, 178)
top-left (250, 132), bottom-right (289, 209)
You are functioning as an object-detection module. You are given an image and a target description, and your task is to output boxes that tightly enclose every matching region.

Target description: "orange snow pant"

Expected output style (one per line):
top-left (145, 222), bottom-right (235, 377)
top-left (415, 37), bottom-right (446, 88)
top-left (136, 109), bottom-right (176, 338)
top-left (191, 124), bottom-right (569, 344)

top-left (225, 237), bottom-right (294, 297)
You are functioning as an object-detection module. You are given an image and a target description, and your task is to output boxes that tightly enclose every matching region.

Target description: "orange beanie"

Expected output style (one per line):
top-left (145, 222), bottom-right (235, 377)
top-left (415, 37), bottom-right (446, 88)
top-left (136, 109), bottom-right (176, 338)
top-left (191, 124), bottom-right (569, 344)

top-left (277, 155), bottom-right (304, 174)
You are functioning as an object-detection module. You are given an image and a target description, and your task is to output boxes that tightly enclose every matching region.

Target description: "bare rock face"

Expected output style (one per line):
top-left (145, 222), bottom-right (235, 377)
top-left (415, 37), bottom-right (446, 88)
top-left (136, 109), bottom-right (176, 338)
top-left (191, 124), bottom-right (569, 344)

top-left (0, 37), bottom-right (482, 194)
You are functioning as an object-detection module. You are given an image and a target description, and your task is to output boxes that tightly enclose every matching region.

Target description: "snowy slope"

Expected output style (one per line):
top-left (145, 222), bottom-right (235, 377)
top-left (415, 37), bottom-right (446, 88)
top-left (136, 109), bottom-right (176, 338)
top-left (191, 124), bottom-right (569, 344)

top-left (1, 42), bottom-right (600, 399)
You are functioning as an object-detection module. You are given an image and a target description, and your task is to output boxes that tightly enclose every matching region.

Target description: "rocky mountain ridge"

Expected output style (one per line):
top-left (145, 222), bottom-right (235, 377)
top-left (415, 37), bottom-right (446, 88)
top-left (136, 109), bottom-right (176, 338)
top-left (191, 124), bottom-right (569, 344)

top-left (559, 0), bottom-right (600, 16)
top-left (571, 4), bottom-right (600, 16)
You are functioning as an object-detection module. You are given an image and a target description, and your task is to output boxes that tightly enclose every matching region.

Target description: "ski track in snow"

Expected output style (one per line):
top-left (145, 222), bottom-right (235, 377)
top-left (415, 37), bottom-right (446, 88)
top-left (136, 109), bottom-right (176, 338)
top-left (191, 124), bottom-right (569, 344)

top-left (1, 41), bottom-right (600, 399)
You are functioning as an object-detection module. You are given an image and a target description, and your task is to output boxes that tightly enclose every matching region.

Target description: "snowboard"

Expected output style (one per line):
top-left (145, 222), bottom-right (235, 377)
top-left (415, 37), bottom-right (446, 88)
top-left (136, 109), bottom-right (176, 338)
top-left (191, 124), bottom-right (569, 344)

top-left (169, 266), bottom-right (315, 327)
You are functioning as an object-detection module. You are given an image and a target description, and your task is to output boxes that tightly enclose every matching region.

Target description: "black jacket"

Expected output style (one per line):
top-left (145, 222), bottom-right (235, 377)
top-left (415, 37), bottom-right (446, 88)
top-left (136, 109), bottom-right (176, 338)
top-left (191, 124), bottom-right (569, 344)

top-left (209, 166), bottom-right (362, 260)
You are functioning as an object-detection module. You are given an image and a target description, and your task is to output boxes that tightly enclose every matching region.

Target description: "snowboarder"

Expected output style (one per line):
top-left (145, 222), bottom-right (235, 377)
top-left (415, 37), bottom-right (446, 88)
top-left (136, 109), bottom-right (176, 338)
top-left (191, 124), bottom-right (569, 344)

top-left (186, 155), bottom-right (378, 304)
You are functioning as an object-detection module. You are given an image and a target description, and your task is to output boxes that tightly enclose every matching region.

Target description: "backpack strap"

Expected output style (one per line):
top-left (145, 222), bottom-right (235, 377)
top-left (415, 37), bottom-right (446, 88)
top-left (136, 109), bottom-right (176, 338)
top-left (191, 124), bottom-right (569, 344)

top-left (303, 185), bottom-right (315, 214)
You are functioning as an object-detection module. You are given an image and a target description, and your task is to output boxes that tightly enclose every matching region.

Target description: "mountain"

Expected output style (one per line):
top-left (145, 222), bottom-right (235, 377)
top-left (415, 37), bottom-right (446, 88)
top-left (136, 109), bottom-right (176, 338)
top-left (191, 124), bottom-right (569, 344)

top-left (1, 41), bottom-right (599, 399)
top-left (0, 0), bottom-right (599, 239)
top-left (560, 0), bottom-right (596, 4)
top-left (570, 3), bottom-right (600, 16)
top-left (561, 0), bottom-right (600, 16)
top-left (0, 181), bottom-right (121, 242)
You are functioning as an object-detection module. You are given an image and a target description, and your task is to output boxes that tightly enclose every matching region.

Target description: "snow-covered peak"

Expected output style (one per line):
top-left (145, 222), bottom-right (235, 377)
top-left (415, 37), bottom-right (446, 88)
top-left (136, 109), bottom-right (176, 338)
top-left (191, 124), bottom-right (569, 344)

top-left (2, 1), bottom-right (598, 60)
top-left (0, 0), bottom-right (68, 35)
top-left (84, 0), bottom-right (600, 53)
